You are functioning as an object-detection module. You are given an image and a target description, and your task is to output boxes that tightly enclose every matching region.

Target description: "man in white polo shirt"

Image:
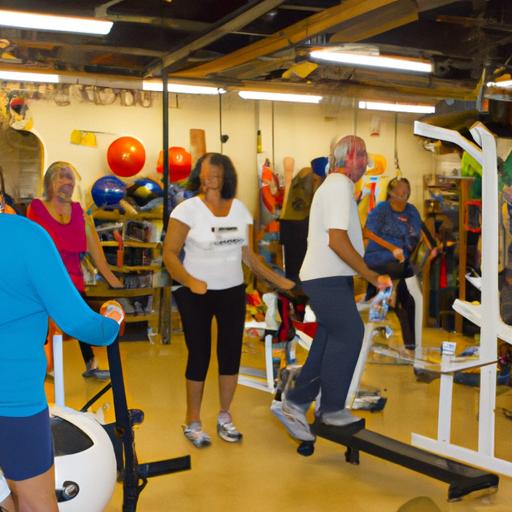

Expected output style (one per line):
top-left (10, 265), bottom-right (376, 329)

top-left (274, 135), bottom-right (392, 441)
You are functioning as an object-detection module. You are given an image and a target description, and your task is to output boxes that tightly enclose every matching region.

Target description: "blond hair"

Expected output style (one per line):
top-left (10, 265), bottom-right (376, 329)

top-left (43, 161), bottom-right (78, 200)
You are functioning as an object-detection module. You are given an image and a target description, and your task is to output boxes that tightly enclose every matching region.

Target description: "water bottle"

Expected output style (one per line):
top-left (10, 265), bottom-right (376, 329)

top-left (369, 287), bottom-right (392, 322)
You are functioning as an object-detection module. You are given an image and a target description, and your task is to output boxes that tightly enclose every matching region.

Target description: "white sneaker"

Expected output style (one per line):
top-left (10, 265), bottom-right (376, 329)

top-left (321, 409), bottom-right (361, 427)
top-left (217, 418), bottom-right (243, 443)
top-left (183, 422), bottom-right (211, 448)
top-left (271, 398), bottom-right (315, 441)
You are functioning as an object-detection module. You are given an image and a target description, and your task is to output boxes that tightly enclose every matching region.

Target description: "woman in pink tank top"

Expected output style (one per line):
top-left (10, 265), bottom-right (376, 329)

top-left (27, 161), bottom-right (123, 380)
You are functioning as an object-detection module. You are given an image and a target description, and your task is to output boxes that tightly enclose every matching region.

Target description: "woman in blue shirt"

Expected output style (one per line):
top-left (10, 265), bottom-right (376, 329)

top-left (364, 177), bottom-right (421, 349)
top-left (0, 214), bottom-right (120, 511)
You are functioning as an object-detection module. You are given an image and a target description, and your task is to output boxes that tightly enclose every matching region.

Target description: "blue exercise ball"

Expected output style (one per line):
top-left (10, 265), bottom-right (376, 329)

top-left (311, 156), bottom-right (328, 177)
top-left (91, 176), bottom-right (126, 208)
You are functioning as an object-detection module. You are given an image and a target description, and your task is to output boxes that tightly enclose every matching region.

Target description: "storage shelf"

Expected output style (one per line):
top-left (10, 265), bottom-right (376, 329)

top-left (108, 264), bottom-right (161, 272)
top-left (101, 241), bottom-right (160, 248)
top-left (124, 313), bottom-right (157, 323)
top-left (92, 210), bottom-right (162, 221)
top-left (85, 287), bottom-right (155, 297)
top-left (88, 208), bottom-right (164, 340)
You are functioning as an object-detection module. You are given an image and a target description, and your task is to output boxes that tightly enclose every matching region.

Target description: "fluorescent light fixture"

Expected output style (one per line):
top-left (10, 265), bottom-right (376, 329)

top-left (238, 91), bottom-right (322, 103)
top-left (359, 101), bottom-right (435, 114)
top-left (311, 50), bottom-right (432, 73)
top-left (0, 10), bottom-right (113, 35)
top-left (487, 80), bottom-right (512, 89)
top-left (0, 70), bottom-right (59, 83)
top-left (142, 81), bottom-right (225, 95)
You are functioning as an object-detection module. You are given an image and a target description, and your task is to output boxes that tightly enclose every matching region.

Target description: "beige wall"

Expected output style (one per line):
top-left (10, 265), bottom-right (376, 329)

top-left (271, 102), bottom-right (432, 210)
top-left (24, 92), bottom-right (432, 214)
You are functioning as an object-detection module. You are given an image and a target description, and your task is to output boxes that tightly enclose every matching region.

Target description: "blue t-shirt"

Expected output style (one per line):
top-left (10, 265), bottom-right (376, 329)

top-left (0, 215), bottom-right (119, 417)
top-left (364, 201), bottom-right (421, 268)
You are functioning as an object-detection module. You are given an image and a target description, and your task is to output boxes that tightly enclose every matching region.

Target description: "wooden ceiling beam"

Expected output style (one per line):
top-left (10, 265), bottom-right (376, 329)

top-left (233, 78), bottom-right (476, 101)
top-left (0, 62), bottom-right (475, 101)
top-left (278, 4), bottom-right (324, 13)
top-left (350, 77), bottom-right (476, 100)
top-left (169, 0), bottom-right (402, 79)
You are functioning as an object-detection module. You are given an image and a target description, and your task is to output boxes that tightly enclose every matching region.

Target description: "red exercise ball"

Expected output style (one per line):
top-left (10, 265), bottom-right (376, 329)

top-left (107, 136), bottom-right (146, 178)
top-left (156, 146), bottom-right (192, 182)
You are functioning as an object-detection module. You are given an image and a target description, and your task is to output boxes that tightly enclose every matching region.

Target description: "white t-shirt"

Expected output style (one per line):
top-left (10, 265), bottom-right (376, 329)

top-left (300, 173), bottom-right (364, 281)
top-left (170, 197), bottom-right (253, 290)
top-left (0, 471), bottom-right (10, 503)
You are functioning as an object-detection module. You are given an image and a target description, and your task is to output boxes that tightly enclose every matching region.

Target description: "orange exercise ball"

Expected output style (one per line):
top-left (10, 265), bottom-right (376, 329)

top-left (156, 146), bottom-right (192, 182)
top-left (107, 136), bottom-right (146, 177)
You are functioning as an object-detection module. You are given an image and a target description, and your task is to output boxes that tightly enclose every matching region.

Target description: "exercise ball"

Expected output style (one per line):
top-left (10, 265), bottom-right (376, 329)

top-left (51, 406), bottom-right (117, 511)
top-left (156, 147), bottom-right (192, 182)
top-left (91, 176), bottom-right (126, 208)
top-left (107, 136), bottom-right (146, 178)
top-left (126, 178), bottom-right (163, 207)
top-left (310, 156), bottom-right (328, 177)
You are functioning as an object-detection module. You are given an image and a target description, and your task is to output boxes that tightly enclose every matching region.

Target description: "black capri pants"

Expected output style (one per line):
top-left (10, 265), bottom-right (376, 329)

top-left (174, 283), bottom-right (246, 381)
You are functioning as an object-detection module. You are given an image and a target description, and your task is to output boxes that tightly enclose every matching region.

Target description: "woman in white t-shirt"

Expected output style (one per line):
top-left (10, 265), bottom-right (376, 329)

top-left (163, 153), bottom-right (294, 448)
top-left (272, 136), bottom-right (391, 442)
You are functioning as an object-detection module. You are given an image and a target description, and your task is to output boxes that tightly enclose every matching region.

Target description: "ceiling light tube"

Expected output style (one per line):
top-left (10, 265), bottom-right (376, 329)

top-left (142, 81), bottom-right (225, 95)
top-left (359, 101), bottom-right (435, 114)
top-left (311, 50), bottom-right (432, 73)
top-left (0, 70), bottom-right (60, 83)
top-left (0, 10), bottom-right (113, 35)
top-left (238, 91), bottom-right (322, 103)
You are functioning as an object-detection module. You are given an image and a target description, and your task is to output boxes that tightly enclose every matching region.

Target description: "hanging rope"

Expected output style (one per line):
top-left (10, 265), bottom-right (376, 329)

top-left (219, 93), bottom-right (223, 154)
top-left (353, 97), bottom-right (358, 135)
top-left (271, 101), bottom-right (275, 169)
top-left (394, 113), bottom-right (402, 178)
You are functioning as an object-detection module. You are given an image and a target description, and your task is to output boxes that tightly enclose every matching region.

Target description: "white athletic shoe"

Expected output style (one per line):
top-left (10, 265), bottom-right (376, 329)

top-left (217, 418), bottom-right (243, 443)
top-left (321, 408), bottom-right (361, 427)
top-left (183, 422), bottom-right (212, 448)
top-left (271, 398), bottom-right (315, 442)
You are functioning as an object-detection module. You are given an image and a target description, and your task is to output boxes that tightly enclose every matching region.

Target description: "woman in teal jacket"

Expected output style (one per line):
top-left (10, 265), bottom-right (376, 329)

top-left (0, 214), bottom-right (120, 511)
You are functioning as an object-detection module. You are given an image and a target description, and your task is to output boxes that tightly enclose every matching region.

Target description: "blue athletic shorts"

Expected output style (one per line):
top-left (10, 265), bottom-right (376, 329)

top-left (0, 407), bottom-right (53, 480)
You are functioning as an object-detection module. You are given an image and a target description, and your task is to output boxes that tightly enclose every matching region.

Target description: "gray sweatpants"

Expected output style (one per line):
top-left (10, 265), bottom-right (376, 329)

top-left (287, 275), bottom-right (364, 414)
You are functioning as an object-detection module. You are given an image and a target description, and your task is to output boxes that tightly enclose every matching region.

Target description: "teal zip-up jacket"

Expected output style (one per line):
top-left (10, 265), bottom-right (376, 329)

top-left (0, 214), bottom-right (119, 416)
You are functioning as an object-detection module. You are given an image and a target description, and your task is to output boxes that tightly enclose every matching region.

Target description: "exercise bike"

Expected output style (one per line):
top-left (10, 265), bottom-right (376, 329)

top-left (50, 301), bottom-right (191, 512)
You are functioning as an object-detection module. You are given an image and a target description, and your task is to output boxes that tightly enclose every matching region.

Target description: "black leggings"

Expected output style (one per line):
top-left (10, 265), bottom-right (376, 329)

top-left (174, 284), bottom-right (246, 381)
top-left (366, 261), bottom-right (416, 349)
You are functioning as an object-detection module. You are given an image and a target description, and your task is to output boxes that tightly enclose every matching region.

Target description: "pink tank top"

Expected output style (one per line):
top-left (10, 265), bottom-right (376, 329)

top-left (28, 199), bottom-right (87, 291)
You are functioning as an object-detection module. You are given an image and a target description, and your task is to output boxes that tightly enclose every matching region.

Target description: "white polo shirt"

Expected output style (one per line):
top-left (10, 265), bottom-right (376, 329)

top-left (170, 197), bottom-right (253, 290)
top-left (0, 471), bottom-right (10, 503)
top-left (300, 173), bottom-right (364, 281)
